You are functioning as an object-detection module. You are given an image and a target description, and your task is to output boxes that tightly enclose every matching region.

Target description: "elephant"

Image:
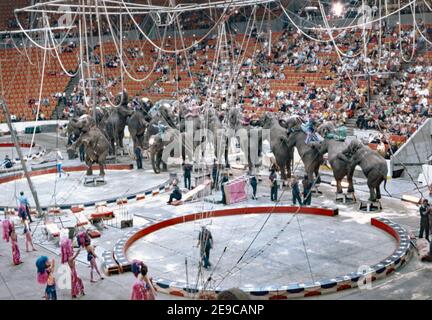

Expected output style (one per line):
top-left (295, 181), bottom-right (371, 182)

top-left (148, 128), bottom-right (187, 174)
top-left (105, 91), bottom-right (133, 155)
top-left (312, 122), bottom-right (354, 195)
top-left (127, 107), bottom-right (149, 151)
top-left (260, 113), bottom-right (293, 181)
top-left (143, 103), bottom-right (178, 150)
top-left (67, 115), bottom-right (110, 176)
top-left (337, 139), bottom-right (388, 202)
top-left (223, 108), bottom-right (263, 170)
top-left (283, 116), bottom-right (323, 184)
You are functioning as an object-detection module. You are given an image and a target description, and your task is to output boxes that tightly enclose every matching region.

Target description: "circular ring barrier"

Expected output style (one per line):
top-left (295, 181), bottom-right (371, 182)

top-left (114, 206), bottom-right (413, 299)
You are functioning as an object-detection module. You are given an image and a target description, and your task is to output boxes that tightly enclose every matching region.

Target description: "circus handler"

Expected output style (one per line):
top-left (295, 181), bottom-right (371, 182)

top-left (220, 172), bottom-right (229, 205)
top-left (419, 199), bottom-right (430, 241)
top-left (57, 160), bottom-right (69, 178)
top-left (301, 117), bottom-right (322, 144)
top-left (197, 226), bottom-right (213, 270)
top-left (249, 171), bottom-right (258, 200)
top-left (130, 261), bottom-right (157, 300)
top-left (167, 181), bottom-right (182, 205)
top-left (153, 120), bottom-right (167, 139)
top-left (36, 256), bottom-right (57, 300)
top-left (18, 191), bottom-right (33, 223)
top-left (290, 176), bottom-right (303, 206)
top-left (1, 155), bottom-right (13, 169)
top-left (269, 166), bottom-right (278, 202)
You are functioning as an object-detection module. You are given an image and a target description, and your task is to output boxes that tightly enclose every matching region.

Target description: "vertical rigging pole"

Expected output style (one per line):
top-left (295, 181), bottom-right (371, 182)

top-left (0, 99), bottom-right (43, 216)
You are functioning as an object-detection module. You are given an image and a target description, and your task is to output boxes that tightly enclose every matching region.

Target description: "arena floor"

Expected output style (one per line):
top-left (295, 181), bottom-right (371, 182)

top-left (127, 213), bottom-right (396, 290)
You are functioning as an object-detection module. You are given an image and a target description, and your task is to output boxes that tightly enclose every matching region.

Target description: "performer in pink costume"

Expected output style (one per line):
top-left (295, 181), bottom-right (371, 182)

top-left (86, 243), bottom-right (104, 283)
top-left (24, 221), bottom-right (36, 252)
top-left (61, 238), bottom-right (85, 298)
top-left (130, 261), bottom-right (157, 300)
top-left (10, 224), bottom-right (22, 265)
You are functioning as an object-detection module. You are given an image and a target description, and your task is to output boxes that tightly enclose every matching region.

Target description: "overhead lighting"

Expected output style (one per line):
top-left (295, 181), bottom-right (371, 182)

top-left (332, 2), bottom-right (344, 17)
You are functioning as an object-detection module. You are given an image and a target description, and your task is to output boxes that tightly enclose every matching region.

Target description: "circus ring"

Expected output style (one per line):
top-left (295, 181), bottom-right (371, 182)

top-left (0, 163), bottom-right (174, 213)
top-left (111, 206), bottom-right (413, 300)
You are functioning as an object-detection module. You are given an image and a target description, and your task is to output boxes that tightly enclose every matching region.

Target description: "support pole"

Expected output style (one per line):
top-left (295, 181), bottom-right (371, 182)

top-left (0, 99), bottom-right (43, 216)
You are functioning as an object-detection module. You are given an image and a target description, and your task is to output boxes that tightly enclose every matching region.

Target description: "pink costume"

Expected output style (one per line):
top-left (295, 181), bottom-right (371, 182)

top-left (37, 272), bottom-right (49, 285)
top-left (130, 279), bottom-right (151, 300)
top-left (2, 220), bottom-right (12, 242)
top-left (60, 238), bottom-right (73, 264)
top-left (60, 238), bottom-right (84, 297)
top-left (70, 265), bottom-right (85, 298)
top-left (12, 236), bottom-right (21, 265)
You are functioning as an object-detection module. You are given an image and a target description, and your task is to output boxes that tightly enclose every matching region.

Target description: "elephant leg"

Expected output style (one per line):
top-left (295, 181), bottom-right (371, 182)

top-left (99, 164), bottom-right (105, 177)
top-left (86, 164), bottom-right (93, 176)
top-left (347, 173), bottom-right (355, 193)
top-left (314, 167), bottom-right (321, 184)
top-left (376, 186), bottom-right (382, 200)
top-left (368, 180), bottom-right (377, 202)
top-left (224, 143), bottom-right (230, 168)
top-left (111, 139), bottom-right (116, 156)
top-left (119, 132), bottom-right (125, 148)
top-left (336, 180), bottom-right (343, 194)
top-left (285, 160), bottom-right (292, 179)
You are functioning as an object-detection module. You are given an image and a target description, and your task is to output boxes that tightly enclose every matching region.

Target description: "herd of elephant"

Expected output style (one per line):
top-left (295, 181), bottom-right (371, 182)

top-left (65, 91), bottom-right (388, 202)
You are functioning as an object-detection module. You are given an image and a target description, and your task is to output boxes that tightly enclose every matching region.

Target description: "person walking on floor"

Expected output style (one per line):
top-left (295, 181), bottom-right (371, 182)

top-left (291, 176), bottom-right (303, 206)
top-left (302, 175), bottom-right (313, 206)
top-left (134, 146), bottom-right (143, 170)
top-left (183, 160), bottom-right (193, 190)
top-left (220, 172), bottom-right (229, 204)
top-left (86, 243), bottom-right (104, 283)
top-left (419, 199), bottom-right (430, 241)
top-left (249, 171), bottom-right (258, 200)
top-left (57, 161), bottom-right (69, 178)
top-left (24, 220), bottom-right (36, 252)
top-left (269, 167), bottom-right (278, 202)
top-left (18, 191), bottom-right (33, 223)
top-left (197, 226), bottom-right (213, 270)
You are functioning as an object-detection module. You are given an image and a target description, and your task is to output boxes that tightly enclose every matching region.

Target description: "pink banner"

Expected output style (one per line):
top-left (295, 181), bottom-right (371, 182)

top-left (224, 179), bottom-right (247, 204)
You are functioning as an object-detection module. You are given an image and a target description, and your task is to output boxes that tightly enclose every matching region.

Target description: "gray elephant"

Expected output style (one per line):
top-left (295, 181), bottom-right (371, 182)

top-left (148, 128), bottom-right (187, 174)
top-left (313, 122), bottom-right (354, 195)
top-left (224, 108), bottom-right (263, 170)
top-left (260, 113), bottom-right (293, 181)
top-left (337, 139), bottom-right (388, 201)
top-left (128, 107), bottom-right (149, 151)
top-left (105, 91), bottom-right (133, 155)
top-left (68, 115), bottom-right (110, 176)
top-left (284, 116), bottom-right (323, 184)
top-left (143, 103), bottom-right (178, 150)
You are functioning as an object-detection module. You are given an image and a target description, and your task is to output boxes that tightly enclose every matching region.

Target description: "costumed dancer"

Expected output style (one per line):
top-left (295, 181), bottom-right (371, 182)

top-left (61, 238), bottom-right (85, 298)
top-left (10, 224), bottom-right (22, 265)
top-left (86, 243), bottom-right (104, 283)
top-left (24, 220), bottom-right (36, 252)
top-left (36, 256), bottom-right (57, 300)
top-left (2, 216), bottom-right (12, 243)
top-left (130, 260), bottom-right (157, 300)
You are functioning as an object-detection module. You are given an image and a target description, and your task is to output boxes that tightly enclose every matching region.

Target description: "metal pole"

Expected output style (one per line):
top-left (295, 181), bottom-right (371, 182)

top-left (0, 99), bottom-right (43, 216)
